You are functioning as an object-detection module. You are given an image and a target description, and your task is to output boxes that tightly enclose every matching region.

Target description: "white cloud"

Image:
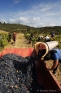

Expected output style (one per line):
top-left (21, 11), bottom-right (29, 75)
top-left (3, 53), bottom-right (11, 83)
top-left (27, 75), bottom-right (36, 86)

top-left (10, 19), bottom-right (15, 22)
top-left (48, 23), bottom-right (56, 26)
top-left (19, 17), bottom-right (29, 23)
top-left (1, 1), bottom-right (61, 27)
top-left (9, 17), bottom-right (43, 27)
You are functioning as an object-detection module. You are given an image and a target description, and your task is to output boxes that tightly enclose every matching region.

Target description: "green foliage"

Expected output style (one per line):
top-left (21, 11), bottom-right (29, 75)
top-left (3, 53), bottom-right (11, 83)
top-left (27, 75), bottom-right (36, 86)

top-left (0, 33), bottom-right (8, 47)
top-left (1, 39), bottom-right (8, 47)
top-left (0, 22), bottom-right (61, 48)
top-left (32, 36), bottom-right (38, 42)
top-left (24, 33), bottom-right (30, 41)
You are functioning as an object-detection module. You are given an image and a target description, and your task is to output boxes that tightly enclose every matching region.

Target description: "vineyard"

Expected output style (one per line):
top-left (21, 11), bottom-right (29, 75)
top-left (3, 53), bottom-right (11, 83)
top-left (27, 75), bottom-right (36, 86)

top-left (0, 23), bottom-right (61, 51)
top-left (24, 32), bottom-right (61, 48)
top-left (0, 31), bottom-right (8, 51)
top-left (0, 23), bottom-right (61, 92)
top-left (0, 22), bottom-right (61, 50)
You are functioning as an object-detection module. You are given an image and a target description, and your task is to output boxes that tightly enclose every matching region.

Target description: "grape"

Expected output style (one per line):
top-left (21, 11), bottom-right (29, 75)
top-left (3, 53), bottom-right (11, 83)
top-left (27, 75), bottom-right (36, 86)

top-left (0, 53), bottom-right (44, 93)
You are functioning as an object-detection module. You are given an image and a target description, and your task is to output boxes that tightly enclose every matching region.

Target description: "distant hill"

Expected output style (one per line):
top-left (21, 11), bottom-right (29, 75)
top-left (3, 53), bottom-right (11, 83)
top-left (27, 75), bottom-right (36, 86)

top-left (0, 22), bottom-right (61, 34)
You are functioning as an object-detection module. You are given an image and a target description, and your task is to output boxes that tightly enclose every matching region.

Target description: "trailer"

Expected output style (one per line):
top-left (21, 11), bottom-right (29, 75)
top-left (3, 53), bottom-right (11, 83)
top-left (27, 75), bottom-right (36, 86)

top-left (0, 47), bottom-right (61, 93)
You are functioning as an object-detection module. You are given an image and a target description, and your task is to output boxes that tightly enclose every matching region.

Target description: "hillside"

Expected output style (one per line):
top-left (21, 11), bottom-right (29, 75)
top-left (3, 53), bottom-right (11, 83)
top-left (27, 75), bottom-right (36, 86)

top-left (0, 23), bottom-right (61, 35)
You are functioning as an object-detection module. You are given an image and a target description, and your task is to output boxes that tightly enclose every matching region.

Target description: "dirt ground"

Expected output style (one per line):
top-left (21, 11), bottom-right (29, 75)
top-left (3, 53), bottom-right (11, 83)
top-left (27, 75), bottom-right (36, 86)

top-left (4, 33), bottom-right (32, 48)
top-left (45, 60), bottom-right (61, 84)
top-left (3, 33), bottom-right (61, 85)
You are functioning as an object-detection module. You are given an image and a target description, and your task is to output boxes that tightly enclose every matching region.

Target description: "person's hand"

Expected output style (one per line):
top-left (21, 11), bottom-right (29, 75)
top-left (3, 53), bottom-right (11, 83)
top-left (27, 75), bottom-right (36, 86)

top-left (48, 68), bottom-right (53, 72)
top-left (46, 66), bottom-right (53, 72)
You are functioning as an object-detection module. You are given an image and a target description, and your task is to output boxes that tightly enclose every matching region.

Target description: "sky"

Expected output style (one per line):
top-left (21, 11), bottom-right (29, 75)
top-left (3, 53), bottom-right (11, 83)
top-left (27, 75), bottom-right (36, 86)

top-left (0, 0), bottom-right (61, 28)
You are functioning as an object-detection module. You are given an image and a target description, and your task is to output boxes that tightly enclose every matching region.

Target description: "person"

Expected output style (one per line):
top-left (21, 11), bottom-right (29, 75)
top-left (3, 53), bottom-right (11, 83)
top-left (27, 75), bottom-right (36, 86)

top-left (12, 32), bottom-right (17, 43)
top-left (37, 35), bottom-right (43, 42)
top-left (8, 33), bottom-right (11, 42)
top-left (35, 42), bottom-right (48, 58)
top-left (51, 31), bottom-right (55, 38)
top-left (29, 33), bottom-right (34, 44)
top-left (44, 48), bottom-right (61, 74)
top-left (34, 41), bottom-right (61, 74)
top-left (45, 35), bottom-right (51, 42)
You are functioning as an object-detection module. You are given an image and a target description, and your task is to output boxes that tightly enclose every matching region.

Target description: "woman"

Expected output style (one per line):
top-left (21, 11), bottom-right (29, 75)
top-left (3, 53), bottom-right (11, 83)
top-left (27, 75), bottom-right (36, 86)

top-left (13, 32), bottom-right (17, 43)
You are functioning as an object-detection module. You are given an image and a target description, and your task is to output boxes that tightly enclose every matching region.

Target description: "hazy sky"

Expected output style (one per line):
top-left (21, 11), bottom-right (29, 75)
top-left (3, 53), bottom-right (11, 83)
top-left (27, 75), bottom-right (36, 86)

top-left (0, 0), bottom-right (61, 27)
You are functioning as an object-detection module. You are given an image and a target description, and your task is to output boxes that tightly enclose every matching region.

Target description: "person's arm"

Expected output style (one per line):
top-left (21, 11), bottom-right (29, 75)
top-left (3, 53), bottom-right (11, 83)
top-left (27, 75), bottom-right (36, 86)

top-left (50, 60), bottom-right (59, 70)
top-left (47, 51), bottom-right (59, 73)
